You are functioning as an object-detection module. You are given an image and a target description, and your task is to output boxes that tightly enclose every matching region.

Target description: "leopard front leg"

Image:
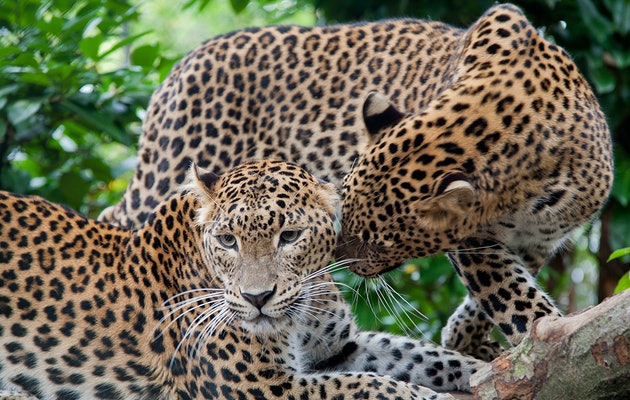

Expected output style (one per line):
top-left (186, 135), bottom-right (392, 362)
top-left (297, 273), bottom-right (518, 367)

top-left (444, 238), bottom-right (561, 357)
top-left (440, 294), bottom-right (503, 361)
top-left (327, 332), bottom-right (486, 393)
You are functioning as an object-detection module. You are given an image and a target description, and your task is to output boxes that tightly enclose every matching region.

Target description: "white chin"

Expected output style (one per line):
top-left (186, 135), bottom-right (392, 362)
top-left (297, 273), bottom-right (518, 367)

top-left (241, 317), bottom-right (287, 337)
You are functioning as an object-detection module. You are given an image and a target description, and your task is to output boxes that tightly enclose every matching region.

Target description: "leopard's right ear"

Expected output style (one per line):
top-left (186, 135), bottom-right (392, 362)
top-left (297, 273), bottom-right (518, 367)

top-left (362, 91), bottom-right (405, 143)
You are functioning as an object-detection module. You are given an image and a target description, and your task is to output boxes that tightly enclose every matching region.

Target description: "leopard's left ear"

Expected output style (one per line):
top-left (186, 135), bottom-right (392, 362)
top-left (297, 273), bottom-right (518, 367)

top-left (193, 163), bottom-right (220, 191)
top-left (362, 91), bottom-right (405, 143)
top-left (315, 179), bottom-right (341, 218)
top-left (187, 163), bottom-right (220, 196)
top-left (415, 172), bottom-right (476, 230)
top-left (185, 163), bottom-right (221, 225)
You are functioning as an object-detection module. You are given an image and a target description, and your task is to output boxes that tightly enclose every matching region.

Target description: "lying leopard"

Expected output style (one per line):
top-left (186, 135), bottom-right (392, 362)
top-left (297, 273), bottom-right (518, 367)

top-left (98, 4), bottom-right (613, 359)
top-left (0, 160), bottom-right (483, 399)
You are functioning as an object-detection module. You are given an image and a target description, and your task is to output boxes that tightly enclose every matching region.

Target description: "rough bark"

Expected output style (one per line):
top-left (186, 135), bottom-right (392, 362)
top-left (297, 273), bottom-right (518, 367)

top-left (471, 289), bottom-right (630, 400)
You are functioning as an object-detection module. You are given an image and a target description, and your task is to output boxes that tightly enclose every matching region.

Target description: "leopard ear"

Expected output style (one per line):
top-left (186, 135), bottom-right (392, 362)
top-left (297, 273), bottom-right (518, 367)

top-left (194, 164), bottom-right (220, 191)
top-left (362, 91), bottom-right (405, 142)
top-left (416, 172), bottom-right (476, 230)
top-left (188, 163), bottom-right (220, 194)
top-left (185, 163), bottom-right (221, 225)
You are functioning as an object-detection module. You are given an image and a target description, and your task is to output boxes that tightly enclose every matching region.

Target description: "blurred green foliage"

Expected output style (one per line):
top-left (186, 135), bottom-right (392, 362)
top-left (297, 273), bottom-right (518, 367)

top-left (1, 0), bottom-right (628, 341)
top-left (0, 0), bottom-right (175, 215)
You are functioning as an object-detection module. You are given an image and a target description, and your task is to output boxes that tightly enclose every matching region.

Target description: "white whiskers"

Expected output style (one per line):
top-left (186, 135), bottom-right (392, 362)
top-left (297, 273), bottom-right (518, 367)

top-left (331, 257), bottom-right (428, 337)
top-left (155, 287), bottom-right (233, 369)
top-left (447, 244), bottom-right (503, 255)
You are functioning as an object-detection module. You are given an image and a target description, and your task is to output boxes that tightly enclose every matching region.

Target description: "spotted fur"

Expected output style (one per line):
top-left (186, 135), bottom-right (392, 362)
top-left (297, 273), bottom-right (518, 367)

top-left (0, 160), bottom-right (483, 399)
top-left (337, 19), bottom-right (613, 359)
top-left (97, 4), bottom-right (613, 360)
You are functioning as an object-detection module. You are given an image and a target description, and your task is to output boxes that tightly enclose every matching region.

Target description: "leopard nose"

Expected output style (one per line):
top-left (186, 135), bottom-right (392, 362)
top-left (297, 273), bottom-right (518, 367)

top-left (241, 285), bottom-right (277, 310)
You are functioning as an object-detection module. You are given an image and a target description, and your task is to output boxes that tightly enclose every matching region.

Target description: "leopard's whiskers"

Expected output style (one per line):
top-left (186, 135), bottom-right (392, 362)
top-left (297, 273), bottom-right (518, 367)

top-left (300, 258), bottom-right (358, 283)
top-left (193, 308), bottom-right (236, 357)
top-left (445, 242), bottom-right (503, 255)
top-left (155, 289), bottom-right (224, 340)
top-left (378, 276), bottom-right (426, 322)
top-left (154, 287), bottom-right (235, 370)
top-left (376, 275), bottom-right (427, 338)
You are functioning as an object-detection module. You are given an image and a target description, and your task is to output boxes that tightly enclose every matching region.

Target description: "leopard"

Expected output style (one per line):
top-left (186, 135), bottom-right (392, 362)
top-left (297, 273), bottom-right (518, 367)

top-left (335, 18), bottom-right (613, 359)
top-left (97, 3), bottom-right (613, 360)
top-left (0, 159), bottom-right (484, 400)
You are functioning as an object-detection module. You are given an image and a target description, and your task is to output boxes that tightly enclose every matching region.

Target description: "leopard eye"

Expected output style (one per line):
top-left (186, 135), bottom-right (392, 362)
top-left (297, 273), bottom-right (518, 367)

top-left (279, 230), bottom-right (302, 245)
top-left (216, 234), bottom-right (237, 249)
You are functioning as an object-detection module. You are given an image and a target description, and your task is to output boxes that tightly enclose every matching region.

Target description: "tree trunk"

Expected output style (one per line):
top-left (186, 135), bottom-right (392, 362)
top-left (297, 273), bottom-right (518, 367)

top-left (470, 289), bottom-right (630, 399)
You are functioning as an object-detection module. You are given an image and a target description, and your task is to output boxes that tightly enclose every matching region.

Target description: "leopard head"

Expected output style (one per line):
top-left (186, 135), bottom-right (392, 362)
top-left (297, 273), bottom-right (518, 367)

top-left (187, 160), bottom-right (339, 336)
top-left (337, 92), bottom-right (477, 277)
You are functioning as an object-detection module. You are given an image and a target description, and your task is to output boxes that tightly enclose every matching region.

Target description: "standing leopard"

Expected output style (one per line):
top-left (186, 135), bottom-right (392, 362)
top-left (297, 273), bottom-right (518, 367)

top-left (0, 160), bottom-right (483, 399)
top-left (98, 4), bottom-right (613, 359)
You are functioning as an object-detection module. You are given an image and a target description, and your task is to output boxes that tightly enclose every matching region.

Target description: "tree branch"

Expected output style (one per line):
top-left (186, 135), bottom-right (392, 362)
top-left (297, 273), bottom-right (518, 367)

top-left (471, 289), bottom-right (630, 399)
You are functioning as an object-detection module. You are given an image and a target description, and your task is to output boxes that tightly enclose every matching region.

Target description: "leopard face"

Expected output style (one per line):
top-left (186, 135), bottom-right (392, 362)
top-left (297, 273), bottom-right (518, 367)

top-left (336, 93), bottom-right (479, 275)
top-left (186, 160), bottom-right (339, 337)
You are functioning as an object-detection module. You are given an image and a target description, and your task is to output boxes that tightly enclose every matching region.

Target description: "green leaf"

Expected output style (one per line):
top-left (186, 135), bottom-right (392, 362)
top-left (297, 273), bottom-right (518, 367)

top-left (414, 255), bottom-right (452, 285)
top-left (59, 170), bottom-right (90, 209)
top-left (0, 84), bottom-right (20, 99)
top-left (611, 148), bottom-right (630, 207)
top-left (158, 56), bottom-right (179, 81)
top-left (0, 45), bottom-right (22, 59)
top-left (82, 156), bottom-right (113, 182)
top-left (62, 8), bottom-right (100, 35)
top-left (56, 100), bottom-right (132, 145)
top-left (6, 100), bottom-right (42, 125)
top-left (36, 14), bottom-right (64, 37)
top-left (98, 31), bottom-right (151, 60)
top-left (82, 16), bottom-right (103, 37)
top-left (79, 34), bottom-right (103, 61)
top-left (183, 0), bottom-right (212, 11)
top-left (230, 0), bottom-right (249, 13)
top-left (14, 53), bottom-right (40, 69)
top-left (609, 47), bottom-right (630, 69)
top-left (604, 0), bottom-right (630, 35)
top-left (0, 120), bottom-right (6, 141)
top-left (590, 64), bottom-right (616, 94)
top-left (609, 206), bottom-right (630, 263)
top-left (608, 247), bottom-right (630, 262)
top-left (14, 72), bottom-right (51, 86)
top-left (130, 44), bottom-right (159, 69)
top-left (614, 271), bottom-right (630, 294)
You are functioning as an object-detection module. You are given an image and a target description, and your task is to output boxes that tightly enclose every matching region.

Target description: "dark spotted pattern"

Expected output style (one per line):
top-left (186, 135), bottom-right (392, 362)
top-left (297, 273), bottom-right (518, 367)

top-left (96, 4), bottom-right (611, 361)
top-left (0, 160), bottom-right (483, 399)
top-left (99, 8), bottom-right (468, 228)
top-left (337, 7), bottom-right (613, 359)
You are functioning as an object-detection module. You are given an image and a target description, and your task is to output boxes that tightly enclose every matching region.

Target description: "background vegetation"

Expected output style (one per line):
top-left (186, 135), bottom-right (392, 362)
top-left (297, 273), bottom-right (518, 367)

top-left (1, 0), bottom-right (628, 341)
